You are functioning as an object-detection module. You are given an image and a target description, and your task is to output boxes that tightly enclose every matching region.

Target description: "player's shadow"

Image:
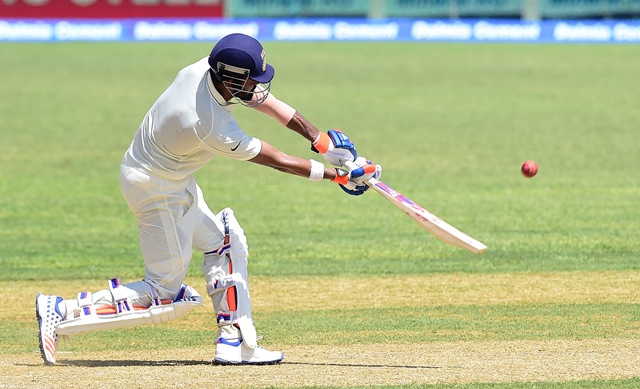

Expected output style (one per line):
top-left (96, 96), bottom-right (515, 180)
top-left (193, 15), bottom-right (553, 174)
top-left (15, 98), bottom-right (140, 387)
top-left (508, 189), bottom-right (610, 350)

top-left (59, 359), bottom-right (213, 367)
top-left (283, 361), bottom-right (442, 369)
top-left (56, 360), bottom-right (442, 369)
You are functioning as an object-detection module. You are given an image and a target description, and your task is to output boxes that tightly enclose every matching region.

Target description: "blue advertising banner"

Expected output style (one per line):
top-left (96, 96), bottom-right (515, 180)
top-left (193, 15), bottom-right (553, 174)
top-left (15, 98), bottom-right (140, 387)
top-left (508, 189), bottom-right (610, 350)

top-left (1, 18), bottom-right (640, 43)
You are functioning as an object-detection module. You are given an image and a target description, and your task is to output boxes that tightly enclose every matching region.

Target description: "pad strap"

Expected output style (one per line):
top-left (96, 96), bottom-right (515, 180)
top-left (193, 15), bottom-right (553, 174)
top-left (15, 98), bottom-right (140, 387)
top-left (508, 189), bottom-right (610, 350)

top-left (109, 278), bottom-right (133, 313)
top-left (204, 243), bottom-right (231, 256)
top-left (217, 312), bottom-right (232, 324)
top-left (143, 279), bottom-right (162, 307)
top-left (77, 291), bottom-right (95, 317)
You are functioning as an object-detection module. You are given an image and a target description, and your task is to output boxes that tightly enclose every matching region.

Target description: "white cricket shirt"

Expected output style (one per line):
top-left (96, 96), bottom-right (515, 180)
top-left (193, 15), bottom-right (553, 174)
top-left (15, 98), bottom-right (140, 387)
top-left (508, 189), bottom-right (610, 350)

top-left (123, 57), bottom-right (263, 181)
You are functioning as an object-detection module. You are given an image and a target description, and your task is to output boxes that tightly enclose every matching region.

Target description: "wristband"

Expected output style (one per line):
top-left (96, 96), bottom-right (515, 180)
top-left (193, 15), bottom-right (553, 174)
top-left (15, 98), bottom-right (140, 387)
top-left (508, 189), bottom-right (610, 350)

top-left (308, 159), bottom-right (325, 181)
top-left (311, 132), bottom-right (331, 154)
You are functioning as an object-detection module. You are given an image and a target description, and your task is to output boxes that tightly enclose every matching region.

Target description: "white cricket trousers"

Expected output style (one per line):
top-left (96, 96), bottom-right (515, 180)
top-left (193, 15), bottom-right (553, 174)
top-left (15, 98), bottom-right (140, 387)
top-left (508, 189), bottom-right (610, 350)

top-left (119, 162), bottom-right (226, 300)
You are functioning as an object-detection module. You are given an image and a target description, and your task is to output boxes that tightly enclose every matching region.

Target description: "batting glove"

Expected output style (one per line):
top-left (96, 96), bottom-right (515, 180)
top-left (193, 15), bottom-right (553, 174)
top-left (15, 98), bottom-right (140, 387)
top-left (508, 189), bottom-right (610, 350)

top-left (332, 157), bottom-right (382, 196)
top-left (311, 129), bottom-right (358, 167)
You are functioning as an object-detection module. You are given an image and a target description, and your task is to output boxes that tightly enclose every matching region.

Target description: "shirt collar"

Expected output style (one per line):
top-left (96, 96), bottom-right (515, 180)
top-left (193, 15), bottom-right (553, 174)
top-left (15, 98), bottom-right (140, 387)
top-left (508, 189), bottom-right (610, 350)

top-left (206, 70), bottom-right (236, 112)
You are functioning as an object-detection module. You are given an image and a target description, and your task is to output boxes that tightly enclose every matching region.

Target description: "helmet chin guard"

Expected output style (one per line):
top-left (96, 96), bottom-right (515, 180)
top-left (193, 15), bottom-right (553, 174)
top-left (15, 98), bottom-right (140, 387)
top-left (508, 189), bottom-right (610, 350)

top-left (213, 62), bottom-right (271, 107)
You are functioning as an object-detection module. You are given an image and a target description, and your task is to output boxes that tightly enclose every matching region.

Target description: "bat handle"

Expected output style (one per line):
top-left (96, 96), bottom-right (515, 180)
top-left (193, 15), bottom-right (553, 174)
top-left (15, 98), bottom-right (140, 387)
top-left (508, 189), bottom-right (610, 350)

top-left (343, 160), bottom-right (378, 187)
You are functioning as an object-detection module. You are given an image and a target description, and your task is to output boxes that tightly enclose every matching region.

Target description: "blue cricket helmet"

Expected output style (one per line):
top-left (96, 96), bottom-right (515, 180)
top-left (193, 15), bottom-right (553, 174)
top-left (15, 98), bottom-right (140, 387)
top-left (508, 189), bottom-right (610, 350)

top-left (208, 33), bottom-right (275, 83)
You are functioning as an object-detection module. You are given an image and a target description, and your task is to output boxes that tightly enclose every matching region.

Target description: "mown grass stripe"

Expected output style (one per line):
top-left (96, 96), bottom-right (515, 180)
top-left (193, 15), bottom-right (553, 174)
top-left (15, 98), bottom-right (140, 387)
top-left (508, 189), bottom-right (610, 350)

top-left (256, 303), bottom-right (639, 345)
top-left (4, 302), bottom-right (638, 354)
top-left (6, 272), bottom-right (638, 322)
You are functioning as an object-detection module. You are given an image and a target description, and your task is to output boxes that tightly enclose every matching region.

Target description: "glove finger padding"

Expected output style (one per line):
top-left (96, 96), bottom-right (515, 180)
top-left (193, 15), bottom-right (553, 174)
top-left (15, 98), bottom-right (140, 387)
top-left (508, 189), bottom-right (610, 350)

top-left (348, 157), bottom-right (382, 183)
top-left (353, 156), bottom-right (382, 181)
top-left (338, 157), bottom-right (382, 196)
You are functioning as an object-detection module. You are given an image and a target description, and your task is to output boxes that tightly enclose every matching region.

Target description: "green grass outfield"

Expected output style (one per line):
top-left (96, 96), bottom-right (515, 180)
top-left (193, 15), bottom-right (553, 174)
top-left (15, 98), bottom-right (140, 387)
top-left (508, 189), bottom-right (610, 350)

top-left (0, 42), bottom-right (638, 388)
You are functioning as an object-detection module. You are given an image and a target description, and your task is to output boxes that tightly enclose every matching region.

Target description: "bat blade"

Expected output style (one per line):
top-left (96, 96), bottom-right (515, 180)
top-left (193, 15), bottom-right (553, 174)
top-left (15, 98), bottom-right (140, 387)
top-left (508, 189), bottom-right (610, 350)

top-left (369, 179), bottom-right (488, 255)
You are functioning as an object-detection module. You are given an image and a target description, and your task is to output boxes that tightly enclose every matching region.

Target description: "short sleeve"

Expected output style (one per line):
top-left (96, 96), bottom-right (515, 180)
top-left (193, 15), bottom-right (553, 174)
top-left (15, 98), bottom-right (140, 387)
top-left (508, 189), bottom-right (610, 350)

top-left (195, 114), bottom-right (262, 161)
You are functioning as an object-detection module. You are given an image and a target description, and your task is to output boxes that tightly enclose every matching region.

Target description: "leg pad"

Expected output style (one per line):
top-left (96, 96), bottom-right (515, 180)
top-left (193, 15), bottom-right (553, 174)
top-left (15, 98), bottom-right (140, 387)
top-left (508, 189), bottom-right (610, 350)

top-left (56, 282), bottom-right (202, 336)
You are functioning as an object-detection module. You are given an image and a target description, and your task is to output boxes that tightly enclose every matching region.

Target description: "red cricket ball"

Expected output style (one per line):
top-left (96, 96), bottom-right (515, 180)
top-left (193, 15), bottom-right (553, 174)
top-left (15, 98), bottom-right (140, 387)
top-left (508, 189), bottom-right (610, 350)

top-left (521, 160), bottom-right (538, 178)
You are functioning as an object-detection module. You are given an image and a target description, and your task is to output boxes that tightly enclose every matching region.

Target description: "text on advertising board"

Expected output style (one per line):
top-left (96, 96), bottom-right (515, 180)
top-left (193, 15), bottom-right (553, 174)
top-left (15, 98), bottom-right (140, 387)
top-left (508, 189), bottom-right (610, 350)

top-left (0, 0), bottom-right (224, 18)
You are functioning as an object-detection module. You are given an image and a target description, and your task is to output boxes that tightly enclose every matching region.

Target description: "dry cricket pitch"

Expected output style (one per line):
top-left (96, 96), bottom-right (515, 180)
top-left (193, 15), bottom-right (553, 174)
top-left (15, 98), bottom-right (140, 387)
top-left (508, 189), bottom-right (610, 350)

top-left (2, 339), bottom-right (639, 388)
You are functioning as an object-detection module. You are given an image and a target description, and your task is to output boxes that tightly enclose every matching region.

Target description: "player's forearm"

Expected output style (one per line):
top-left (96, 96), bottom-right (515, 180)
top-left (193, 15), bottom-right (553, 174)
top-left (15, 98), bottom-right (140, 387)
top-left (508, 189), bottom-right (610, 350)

top-left (270, 157), bottom-right (335, 180)
top-left (285, 111), bottom-right (320, 143)
top-left (252, 153), bottom-right (336, 180)
top-left (249, 141), bottom-right (336, 180)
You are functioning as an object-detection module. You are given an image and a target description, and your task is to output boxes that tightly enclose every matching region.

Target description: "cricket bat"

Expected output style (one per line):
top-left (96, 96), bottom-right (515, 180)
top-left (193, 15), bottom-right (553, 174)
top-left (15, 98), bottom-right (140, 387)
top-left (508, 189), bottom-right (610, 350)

top-left (345, 162), bottom-right (487, 254)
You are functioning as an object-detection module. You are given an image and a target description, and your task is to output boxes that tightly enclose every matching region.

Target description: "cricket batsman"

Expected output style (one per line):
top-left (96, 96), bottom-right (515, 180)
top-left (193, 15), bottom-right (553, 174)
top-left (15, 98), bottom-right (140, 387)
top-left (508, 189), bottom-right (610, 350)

top-left (36, 33), bottom-right (381, 365)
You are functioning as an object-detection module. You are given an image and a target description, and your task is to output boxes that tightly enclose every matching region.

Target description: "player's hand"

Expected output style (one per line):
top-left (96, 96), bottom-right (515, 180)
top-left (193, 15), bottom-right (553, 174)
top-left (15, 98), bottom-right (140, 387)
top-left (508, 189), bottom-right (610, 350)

top-left (332, 157), bottom-right (382, 196)
top-left (311, 129), bottom-right (358, 167)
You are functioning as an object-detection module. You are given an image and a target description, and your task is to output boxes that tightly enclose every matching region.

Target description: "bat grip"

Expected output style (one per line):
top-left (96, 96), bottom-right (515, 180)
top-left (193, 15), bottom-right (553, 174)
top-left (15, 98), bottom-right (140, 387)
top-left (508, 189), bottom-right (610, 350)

top-left (343, 160), bottom-right (377, 187)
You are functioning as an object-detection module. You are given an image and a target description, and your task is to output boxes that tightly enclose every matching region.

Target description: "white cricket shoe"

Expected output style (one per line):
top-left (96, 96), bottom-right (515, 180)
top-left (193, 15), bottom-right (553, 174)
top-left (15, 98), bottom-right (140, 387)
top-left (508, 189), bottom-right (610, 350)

top-left (215, 338), bottom-right (284, 365)
top-left (214, 325), bottom-right (283, 365)
top-left (36, 293), bottom-right (64, 365)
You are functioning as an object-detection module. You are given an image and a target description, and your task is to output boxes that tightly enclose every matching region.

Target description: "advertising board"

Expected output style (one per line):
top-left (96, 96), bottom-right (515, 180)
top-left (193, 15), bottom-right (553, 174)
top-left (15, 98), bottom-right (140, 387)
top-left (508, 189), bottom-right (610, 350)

top-left (0, 0), bottom-right (223, 18)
